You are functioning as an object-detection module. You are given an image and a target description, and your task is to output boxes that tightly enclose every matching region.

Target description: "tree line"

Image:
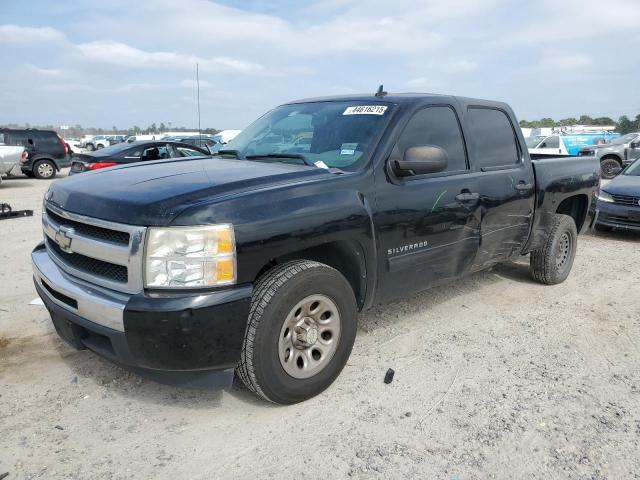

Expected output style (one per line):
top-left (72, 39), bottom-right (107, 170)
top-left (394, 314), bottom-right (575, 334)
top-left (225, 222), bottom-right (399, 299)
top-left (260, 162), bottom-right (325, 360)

top-left (519, 114), bottom-right (640, 134)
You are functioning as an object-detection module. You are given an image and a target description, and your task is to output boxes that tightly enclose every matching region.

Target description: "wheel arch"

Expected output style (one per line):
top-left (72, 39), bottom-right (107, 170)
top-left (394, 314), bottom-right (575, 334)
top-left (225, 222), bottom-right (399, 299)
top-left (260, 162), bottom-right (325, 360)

top-left (253, 240), bottom-right (368, 310)
top-left (556, 194), bottom-right (589, 232)
top-left (32, 156), bottom-right (61, 171)
top-left (600, 154), bottom-right (622, 165)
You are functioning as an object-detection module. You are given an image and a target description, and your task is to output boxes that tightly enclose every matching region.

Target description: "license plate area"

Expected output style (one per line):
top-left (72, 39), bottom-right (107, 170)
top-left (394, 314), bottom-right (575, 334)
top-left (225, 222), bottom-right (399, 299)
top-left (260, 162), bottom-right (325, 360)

top-left (628, 210), bottom-right (640, 222)
top-left (50, 313), bottom-right (86, 350)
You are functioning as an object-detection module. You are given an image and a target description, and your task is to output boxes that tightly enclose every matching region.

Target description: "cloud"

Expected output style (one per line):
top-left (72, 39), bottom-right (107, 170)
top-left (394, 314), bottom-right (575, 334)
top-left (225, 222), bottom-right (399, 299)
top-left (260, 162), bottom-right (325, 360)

top-left (406, 77), bottom-right (444, 90)
top-left (535, 52), bottom-right (593, 72)
top-left (24, 64), bottom-right (66, 77)
top-left (0, 24), bottom-right (67, 44)
top-left (179, 79), bottom-right (214, 89)
top-left (0, 0), bottom-right (639, 129)
top-left (505, 0), bottom-right (640, 45)
top-left (74, 41), bottom-right (263, 73)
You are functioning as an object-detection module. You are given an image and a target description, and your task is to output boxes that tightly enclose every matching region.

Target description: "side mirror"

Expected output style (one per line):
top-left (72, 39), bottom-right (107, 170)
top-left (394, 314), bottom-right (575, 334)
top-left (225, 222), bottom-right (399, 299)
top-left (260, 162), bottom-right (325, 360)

top-left (392, 145), bottom-right (448, 177)
top-left (610, 166), bottom-right (623, 176)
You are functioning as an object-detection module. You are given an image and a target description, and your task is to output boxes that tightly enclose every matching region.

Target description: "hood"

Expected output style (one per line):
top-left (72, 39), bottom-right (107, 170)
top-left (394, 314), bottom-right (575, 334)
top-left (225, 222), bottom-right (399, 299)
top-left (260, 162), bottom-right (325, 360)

top-left (46, 157), bottom-right (331, 225)
top-left (602, 174), bottom-right (640, 197)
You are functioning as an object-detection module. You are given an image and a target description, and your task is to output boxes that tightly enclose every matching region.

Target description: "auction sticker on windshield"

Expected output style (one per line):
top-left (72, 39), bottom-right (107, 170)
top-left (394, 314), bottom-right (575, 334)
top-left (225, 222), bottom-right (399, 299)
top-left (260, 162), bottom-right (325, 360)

top-left (343, 105), bottom-right (388, 115)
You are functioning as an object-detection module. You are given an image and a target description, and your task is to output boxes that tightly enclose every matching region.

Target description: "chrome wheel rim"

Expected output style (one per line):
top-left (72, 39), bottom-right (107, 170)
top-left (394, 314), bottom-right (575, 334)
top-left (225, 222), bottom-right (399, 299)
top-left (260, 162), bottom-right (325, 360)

top-left (38, 163), bottom-right (54, 178)
top-left (555, 232), bottom-right (571, 268)
top-left (278, 294), bottom-right (341, 379)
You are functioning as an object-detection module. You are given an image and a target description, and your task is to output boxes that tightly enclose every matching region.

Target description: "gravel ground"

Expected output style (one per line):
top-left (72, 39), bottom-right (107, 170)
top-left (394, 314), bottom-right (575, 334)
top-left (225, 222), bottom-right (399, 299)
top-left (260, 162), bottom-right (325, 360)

top-left (1, 172), bottom-right (639, 480)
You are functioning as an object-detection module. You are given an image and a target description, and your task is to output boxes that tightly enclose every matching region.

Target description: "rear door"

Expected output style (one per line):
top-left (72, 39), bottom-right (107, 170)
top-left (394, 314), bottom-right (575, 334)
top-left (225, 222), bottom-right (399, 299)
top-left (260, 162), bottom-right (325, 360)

top-left (465, 106), bottom-right (535, 269)
top-left (374, 103), bottom-right (481, 301)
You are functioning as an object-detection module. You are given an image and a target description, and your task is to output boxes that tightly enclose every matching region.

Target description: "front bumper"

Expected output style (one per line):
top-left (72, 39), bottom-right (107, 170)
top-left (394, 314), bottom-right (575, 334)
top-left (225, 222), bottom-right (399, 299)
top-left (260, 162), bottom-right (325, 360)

top-left (595, 200), bottom-right (640, 231)
top-left (32, 243), bottom-right (252, 387)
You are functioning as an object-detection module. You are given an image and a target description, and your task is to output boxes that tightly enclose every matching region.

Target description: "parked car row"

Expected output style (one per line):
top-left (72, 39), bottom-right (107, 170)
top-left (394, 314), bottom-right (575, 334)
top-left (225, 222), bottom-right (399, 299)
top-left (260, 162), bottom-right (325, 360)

top-left (79, 135), bottom-right (127, 151)
top-left (69, 141), bottom-right (210, 174)
top-left (524, 131), bottom-right (640, 180)
top-left (595, 158), bottom-right (640, 232)
top-left (0, 128), bottom-right (233, 180)
top-left (579, 132), bottom-right (640, 179)
top-left (0, 128), bottom-right (70, 179)
top-left (0, 134), bottom-right (26, 186)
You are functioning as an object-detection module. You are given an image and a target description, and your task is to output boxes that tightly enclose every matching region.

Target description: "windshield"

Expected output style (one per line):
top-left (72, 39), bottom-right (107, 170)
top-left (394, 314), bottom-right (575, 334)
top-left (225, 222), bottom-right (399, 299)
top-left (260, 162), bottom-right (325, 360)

top-left (611, 133), bottom-right (638, 145)
top-left (525, 136), bottom-right (544, 148)
top-left (624, 159), bottom-right (640, 176)
top-left (223, 101), bottom-right (392, 170)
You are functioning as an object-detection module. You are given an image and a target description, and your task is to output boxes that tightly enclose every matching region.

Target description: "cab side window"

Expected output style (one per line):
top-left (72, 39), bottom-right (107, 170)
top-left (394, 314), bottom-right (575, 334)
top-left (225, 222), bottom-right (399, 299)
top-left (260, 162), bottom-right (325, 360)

top-left (467, 107), bottom-right (520, 169)
top-left (392, 106), bottom-right (468, 173)
top-left (542, 136), bottom-right (559, 148)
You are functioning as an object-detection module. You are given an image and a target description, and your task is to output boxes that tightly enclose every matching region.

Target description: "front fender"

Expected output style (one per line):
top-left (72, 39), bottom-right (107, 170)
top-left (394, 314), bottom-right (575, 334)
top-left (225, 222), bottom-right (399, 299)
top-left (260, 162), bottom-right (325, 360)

top-left (171, 182), bottom-right (377, 306)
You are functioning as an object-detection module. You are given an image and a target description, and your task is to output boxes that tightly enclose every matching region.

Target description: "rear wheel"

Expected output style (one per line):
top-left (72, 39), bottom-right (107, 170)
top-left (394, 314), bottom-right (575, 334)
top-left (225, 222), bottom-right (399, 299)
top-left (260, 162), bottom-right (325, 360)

top-left (530, 214), bottom-right (577, 285)
top-left (236, 260), bottom-right (357, 404)
top-left (600, 158), bottom-right (621, 179)
top-left (33, 160), bottom-right (56, 180)
top-left (86, 143), bottom-right (95, 151)
top-left (96, 144), bottom-right (104, 150)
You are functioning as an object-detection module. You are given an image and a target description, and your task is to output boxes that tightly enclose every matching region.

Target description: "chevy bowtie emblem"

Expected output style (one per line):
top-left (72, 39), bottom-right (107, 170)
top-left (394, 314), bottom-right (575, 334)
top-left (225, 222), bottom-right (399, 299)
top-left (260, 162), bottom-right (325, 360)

top-left (55, 225), bottom-right (74, 253)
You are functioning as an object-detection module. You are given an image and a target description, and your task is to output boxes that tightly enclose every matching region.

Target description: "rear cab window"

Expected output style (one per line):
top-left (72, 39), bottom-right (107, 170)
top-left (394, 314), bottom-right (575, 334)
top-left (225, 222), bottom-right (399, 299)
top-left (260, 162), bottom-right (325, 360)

top-left (467, 107), bottom-right (521, 170)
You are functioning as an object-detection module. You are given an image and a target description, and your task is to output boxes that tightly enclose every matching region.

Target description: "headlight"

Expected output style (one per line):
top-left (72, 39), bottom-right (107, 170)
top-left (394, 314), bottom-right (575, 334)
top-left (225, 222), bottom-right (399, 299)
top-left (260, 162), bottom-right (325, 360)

top-left (144, 225), bottom-right (236, 288)
top-left (597, 191), bottom-right (614, 203)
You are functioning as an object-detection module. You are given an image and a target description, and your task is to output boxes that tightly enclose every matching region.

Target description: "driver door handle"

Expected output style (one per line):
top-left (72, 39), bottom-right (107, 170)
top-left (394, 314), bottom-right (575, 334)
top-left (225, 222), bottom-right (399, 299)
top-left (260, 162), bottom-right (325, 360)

top-left (515, 181), bottom-right (533, 191)
top-left (456, 191), bottom-right (480, 201)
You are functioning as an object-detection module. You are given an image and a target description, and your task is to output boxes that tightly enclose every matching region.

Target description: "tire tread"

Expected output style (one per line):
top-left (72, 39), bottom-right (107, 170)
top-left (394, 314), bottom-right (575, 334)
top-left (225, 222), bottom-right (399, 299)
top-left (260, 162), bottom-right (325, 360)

top-left (236, 260), bottom-right (333, 403)
top-left (530, 214), bottom-right (577, 285)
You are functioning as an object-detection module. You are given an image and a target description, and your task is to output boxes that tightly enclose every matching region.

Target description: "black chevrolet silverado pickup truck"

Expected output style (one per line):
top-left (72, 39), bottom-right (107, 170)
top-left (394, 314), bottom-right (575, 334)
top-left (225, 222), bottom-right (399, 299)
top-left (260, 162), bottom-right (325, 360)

top-left (32, 92), bottom-right (600, 404)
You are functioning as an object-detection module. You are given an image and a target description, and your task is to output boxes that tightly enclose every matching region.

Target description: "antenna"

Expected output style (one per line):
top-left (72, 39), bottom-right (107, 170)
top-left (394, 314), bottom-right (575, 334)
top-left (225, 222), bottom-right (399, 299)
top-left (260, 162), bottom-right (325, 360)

top-left (196, 63), bottom-right (202, 145)
top-left (375, 84), bottom-right (387, 97)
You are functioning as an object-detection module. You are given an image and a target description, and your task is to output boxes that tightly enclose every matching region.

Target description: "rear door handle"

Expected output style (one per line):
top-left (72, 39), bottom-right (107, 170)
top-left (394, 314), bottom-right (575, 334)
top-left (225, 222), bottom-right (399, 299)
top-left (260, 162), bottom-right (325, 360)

top-left (515, 182), bottom-right (533, 191)
top-left (455, 191), bottom-right (480, 201)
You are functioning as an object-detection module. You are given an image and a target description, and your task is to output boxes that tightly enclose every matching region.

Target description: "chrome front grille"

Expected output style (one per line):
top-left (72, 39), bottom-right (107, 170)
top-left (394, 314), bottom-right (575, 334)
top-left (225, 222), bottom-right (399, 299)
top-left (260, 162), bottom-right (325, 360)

top-left (43, 203), bottom-right (146, 294)
top-left (46, 207), bottom-right (130, 245)
top-left (611, 194), bottom-right (640, 206)
top-left (47, 239), bottom-right (129, 283)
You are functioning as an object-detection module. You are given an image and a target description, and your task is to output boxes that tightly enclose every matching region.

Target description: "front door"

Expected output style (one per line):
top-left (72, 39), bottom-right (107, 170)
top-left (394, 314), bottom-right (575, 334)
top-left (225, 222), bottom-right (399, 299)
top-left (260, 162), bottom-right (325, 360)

top-left (465, 107), bottom-right (535, 269)
top-left (374, 105), bottom-right (481, 302)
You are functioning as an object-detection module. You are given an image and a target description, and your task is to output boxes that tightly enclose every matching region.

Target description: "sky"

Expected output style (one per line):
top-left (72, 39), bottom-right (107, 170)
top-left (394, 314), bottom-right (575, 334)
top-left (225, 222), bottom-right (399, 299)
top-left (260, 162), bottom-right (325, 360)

top-left (1, 0), bottom-right (640, 130)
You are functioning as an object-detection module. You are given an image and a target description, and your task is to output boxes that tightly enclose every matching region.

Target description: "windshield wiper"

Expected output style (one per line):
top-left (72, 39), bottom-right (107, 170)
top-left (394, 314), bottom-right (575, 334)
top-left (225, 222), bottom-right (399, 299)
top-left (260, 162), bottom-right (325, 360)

top-left (245, 153), bottom-right (317, 168)
top-left (216, 149), bottom-right (243, 159)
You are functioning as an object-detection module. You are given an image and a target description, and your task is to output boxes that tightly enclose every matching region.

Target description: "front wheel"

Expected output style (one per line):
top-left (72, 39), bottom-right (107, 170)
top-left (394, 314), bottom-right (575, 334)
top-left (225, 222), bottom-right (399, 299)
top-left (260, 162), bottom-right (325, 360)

top-left (86, 144), bottom-right (95, 151)
top-left (600, 158), bottom-right (620, 179)
top-left (33, 160), bottom-right (56, 179)
top-left (236, 260), bottom-right (357, 404)
top-left (530, 214), bottom-right (577, 285)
